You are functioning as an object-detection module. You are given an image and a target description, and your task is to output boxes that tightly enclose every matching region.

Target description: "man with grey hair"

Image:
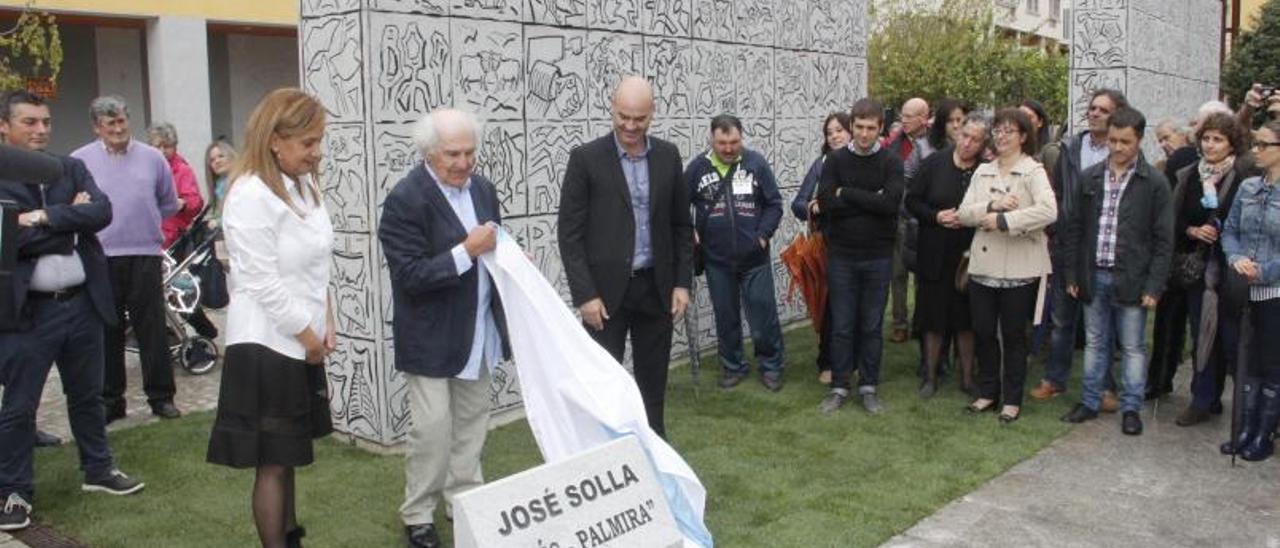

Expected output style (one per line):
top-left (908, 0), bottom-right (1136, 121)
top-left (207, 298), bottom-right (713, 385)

top-left (71, 95), bottom-right (181, 423)
top-left (378, 107), bottom-right (509, 548)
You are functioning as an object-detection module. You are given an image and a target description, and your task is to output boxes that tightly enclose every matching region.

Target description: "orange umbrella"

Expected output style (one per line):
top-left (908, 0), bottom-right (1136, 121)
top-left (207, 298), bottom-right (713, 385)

top-left (780, 221), bottom-right (828, 334)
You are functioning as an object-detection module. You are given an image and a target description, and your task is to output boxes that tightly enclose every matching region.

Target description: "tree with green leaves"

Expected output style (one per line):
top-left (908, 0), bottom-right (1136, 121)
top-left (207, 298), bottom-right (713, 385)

top-left (0, 9), bottom-right (62, 94)
top-left (1223, 0), bottom-right (1280, 110)
top-left (869, 0), bottom-right (1068, 124)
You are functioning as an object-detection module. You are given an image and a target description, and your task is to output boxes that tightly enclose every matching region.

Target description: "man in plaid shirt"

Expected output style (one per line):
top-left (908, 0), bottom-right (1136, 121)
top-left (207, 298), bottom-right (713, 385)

top-left (1059, 107), bottom-right (1175, 436)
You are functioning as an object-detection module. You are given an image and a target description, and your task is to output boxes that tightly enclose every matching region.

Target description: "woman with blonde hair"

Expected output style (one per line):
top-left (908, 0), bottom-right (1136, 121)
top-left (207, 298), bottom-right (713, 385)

top-left (206, 88), bottom-right (334, 548)
top-left (204, 139), bottom-right (237, 224)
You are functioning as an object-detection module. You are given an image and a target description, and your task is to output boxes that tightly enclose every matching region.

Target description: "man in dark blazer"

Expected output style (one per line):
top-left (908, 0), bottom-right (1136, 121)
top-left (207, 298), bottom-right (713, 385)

top-left (0, 91), bottom-right (143, 533)
top-left (378, 108), bottom-right (510, 548)
top-left (557, 76), bottom-right (694, 437)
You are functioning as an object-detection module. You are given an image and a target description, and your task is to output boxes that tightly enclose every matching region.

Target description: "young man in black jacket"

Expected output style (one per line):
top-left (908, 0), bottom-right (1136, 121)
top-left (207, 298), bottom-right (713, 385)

top-left (0, 91), bottom-right (144, 533)
top-left (816, 98), bottom-right (905, 415)
top-left (1059, 107), bottom-right (1174, 436)
top-left (686, 114), bottom-right (785, 391)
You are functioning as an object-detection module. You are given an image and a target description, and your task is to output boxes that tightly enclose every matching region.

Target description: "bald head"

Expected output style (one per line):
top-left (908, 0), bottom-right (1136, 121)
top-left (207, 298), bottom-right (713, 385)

top-left (901, 97), bottom-right (929, 137)
top-left (611, 75), bottom-right (655, 153)
top-left (413, 108), bottom-right (481, 187)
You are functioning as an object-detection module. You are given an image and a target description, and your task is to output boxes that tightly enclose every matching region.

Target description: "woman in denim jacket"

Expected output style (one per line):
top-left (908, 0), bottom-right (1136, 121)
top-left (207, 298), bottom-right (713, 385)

top-left (1220, 120), bottom-right (1280, 461)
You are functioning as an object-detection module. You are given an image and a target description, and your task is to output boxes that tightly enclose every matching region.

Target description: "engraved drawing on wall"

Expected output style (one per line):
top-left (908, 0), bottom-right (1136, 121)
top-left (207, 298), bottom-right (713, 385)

top-left (735, 0), bottom-right (774, 44)
top-left (476, 121), bottom-right (528, 217)
top-left (327, 337), bottom-right (381, 440)
top-left (586, 31), bottom-right (643, 120)
top-left (643, 0), bottom-right (690, 37)
top-left (301, 15), bottom-right (363, 122)
top-left (645, 37), bottom-right (691, 119)
top-left (691, 0), bottom-right (734, 42)
top-left (453, 0), bottom-right (521, 20)
top-left (589, 0), bottom-right (641, 32)
top-left (526, 122), bottom-right (589, 214)
top-left (735, 46), bottom-right (774, 119)
top-left (372, 15), bottom-right (451, 122)
top-left (1072, 9), bottom-right (1127, 68)
top-left (303, 0), bottom-right (361, 15)
top-left (528, 0), bottom-right (587, 26)
top-left (688, 41), bottom-right (735, 118)
top-left (526, 27), bottom-right (588, 121)
top-left (370, 0), bottom-right (448, 14)
top-left (319, 124), bottom-right (369, 233)
top-left (454, 20), bottom-right (524, 120)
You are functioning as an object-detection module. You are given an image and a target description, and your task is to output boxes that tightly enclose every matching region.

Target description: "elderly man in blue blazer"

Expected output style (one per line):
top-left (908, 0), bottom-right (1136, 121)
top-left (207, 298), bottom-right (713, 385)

top-left (378, 108), bottom-right (511, 548)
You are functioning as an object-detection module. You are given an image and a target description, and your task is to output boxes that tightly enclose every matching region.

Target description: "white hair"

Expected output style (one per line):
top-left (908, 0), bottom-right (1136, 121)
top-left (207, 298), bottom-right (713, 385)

top-left (412, 108), bottom-right (483, 157)
top-left (1196, 100), bottom-right (1233, 120)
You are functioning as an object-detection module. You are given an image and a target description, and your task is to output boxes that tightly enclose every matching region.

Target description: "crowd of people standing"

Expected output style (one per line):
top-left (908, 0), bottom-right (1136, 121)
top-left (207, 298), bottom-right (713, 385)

top-left (4, 72), bottom-right (1280, 548)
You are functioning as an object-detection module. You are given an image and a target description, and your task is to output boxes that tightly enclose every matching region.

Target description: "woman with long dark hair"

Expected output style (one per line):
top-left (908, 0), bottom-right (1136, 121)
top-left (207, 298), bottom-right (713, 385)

top-left (791, 112), bottom-right (852, 385)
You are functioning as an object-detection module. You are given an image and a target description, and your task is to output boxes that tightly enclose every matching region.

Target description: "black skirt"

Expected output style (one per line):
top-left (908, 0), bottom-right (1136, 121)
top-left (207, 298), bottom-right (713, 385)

top-left (914, 274), bottom-right (972, 333)
top-left (207, 343), bottom-right (333, 468)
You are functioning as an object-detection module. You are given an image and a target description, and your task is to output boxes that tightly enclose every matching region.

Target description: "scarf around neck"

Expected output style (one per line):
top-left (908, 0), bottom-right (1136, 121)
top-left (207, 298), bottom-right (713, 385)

top-left (1197, 155), bottom-right (1235, 209)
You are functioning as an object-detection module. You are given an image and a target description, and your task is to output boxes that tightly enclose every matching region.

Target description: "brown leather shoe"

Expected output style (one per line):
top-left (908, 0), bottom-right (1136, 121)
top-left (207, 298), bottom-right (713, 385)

top-left (890, 328), bottom-right (909, 343)
top-left (1176, 405), bottom-right (1211, 427)
top-left (1101, 390), bottom-right (1120, 413)
top-left (1029, 380), bottom-right (1064, 400)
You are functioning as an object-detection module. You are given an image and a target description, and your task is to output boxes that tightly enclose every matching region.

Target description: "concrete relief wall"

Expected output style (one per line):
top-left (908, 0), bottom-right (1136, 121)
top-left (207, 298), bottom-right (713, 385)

top-left (300, 0), bottom-right (868, 445)
top-left (1069, 0), bottom-right (1221, 156)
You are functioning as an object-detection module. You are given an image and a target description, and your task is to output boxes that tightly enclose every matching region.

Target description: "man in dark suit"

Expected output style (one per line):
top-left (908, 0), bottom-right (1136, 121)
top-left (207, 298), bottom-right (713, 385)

top-left (558, 76), bottom-right (694, 437)
top-left (378, 108), bottom-right (510, 548)
top-left (0, 91), bottom-right (143, 533)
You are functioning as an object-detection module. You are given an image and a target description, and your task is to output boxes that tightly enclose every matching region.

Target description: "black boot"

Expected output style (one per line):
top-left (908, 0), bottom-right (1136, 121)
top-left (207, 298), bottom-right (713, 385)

top-left (1220, 380), bottom-right (1261, 455)
top-left (286, 526), bottom-right (306, 548)
top-left (1240, 383), bottom-right (1280, 462)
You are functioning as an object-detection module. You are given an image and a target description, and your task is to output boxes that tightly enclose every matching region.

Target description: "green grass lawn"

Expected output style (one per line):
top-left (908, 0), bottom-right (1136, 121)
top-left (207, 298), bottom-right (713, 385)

top-left (30, 327), bottom-right (1078, 547)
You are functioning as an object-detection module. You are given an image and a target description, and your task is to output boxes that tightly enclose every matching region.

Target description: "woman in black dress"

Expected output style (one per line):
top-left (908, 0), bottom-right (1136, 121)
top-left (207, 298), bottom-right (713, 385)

top-left (906, 113), bottom-right (990, 397)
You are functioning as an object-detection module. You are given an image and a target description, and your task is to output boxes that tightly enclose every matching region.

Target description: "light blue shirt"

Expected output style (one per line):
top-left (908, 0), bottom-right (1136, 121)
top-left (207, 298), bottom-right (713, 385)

top-left (427, 164), bottom-right (502, 380)
top-left (614, 134), bottom-right (653, 270)
top-left (1080, 132), bottom-right (1109, 173)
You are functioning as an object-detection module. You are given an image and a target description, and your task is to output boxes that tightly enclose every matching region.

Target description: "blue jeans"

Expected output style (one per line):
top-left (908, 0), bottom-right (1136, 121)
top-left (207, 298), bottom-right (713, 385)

top-left (704, 261), bottom-right (785, 377)
top-left (0, 292), bottom-right (115, 499)
top-left (827, 254), bottom-right (892, 391)
top-left (1081, 270), bottom-right (1148, 413)
top-left (1044, 263), bottom-right (1080, 389)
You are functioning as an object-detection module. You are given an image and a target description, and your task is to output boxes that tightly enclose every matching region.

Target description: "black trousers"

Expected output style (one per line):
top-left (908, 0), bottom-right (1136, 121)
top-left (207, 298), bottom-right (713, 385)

top-left (104, 255), bottom-right (175, 408)
top-left (589, 270), bottom-right (673, 437)
top-left (1147, 287), bottom-right (1189, 394)
top-left (970, 281), bottom-right (1039, 407)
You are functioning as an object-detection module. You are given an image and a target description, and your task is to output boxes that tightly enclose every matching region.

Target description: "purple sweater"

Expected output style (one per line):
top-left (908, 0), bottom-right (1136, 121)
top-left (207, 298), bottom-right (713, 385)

top-left (71, 140), bottom-right (179, 256)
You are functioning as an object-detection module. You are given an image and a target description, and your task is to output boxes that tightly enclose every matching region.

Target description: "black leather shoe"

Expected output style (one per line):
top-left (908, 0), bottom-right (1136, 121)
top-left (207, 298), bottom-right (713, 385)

top-left (150, 402), bottom-right (182, 419)
top-left (35, 429), bottom-right (63, 448)
top-left (760, 375), bottom-right (783, 392)
top-left (406, 523), bottom-right (442, 548)
top-left (1122, 411), bottom-right (1143, 436)
top-left (286, 526), bottom-right (306, 548)
top-left (1061, 403), bottom-right (1099, 423)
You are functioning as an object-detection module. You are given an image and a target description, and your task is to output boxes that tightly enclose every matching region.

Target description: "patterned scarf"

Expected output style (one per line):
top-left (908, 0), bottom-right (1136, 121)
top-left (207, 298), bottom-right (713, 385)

top-left (1197, 155), bottom-right (1235, 209)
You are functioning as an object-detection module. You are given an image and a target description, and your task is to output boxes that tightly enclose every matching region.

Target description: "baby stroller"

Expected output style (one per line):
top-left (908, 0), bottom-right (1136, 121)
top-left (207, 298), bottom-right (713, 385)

top-left (157, 208), bottom-right (224, 375)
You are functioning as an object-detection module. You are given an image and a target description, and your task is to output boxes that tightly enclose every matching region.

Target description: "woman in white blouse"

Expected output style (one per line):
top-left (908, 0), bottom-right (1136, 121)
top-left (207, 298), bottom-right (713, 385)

top-left (206, 88), bottom-right (334, 548)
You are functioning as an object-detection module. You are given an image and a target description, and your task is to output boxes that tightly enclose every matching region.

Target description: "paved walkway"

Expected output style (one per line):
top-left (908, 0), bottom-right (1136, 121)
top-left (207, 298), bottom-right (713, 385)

top-left (884, 378), bottom-right (1280, 548)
